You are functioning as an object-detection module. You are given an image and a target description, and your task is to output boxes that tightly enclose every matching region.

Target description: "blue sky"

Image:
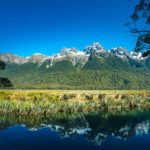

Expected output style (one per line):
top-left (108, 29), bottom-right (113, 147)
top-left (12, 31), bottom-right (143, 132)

top-left (0, 0), bottom-right (138, 56)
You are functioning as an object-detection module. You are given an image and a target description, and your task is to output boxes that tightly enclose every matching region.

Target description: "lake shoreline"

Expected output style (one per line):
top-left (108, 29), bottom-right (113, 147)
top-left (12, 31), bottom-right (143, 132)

top-left (0, 90), bottom-right (150, 115)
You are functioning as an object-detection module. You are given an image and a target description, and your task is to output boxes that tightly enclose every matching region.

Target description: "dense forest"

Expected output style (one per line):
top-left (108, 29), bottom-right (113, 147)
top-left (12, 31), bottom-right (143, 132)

top-left (0, 58), bottom-right (150, 90)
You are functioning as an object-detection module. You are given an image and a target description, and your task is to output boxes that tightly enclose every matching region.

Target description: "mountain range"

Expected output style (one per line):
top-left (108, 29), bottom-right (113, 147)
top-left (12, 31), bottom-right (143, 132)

top-left (0, 42), bottom-right (150, 89)
top-left (0, 42), bottom-right (149, 68)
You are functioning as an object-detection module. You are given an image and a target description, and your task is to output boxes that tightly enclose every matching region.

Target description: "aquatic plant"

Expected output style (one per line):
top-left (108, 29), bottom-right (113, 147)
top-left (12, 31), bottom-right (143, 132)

top-left (0, 90), bottom-right (150, 115)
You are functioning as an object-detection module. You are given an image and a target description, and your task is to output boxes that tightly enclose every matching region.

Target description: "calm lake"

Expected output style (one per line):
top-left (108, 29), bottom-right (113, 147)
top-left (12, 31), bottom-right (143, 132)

top-left (0, 111), bottom-right (150, 150)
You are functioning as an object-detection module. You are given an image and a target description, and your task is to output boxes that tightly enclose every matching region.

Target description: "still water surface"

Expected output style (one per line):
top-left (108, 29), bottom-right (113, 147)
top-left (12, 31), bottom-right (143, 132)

top-left (0, 111), bottom-right (150, 150)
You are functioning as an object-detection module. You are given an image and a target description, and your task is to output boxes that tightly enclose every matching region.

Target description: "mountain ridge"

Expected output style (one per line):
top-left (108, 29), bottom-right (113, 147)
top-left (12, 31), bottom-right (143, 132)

top-left (1, 42), bottom-right (150, 89)
top-left (0, 42), bottom-right (147, 66)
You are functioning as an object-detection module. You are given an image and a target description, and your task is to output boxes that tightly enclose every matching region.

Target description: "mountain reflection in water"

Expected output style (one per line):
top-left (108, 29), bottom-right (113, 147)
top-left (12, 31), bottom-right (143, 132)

top-left (0, 111), bottom-right (150, 150)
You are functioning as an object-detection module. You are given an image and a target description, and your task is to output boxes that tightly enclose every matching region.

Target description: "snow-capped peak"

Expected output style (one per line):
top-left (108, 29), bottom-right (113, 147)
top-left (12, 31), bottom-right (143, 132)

top-left (130, 51), bottom-right (142, 59)
top-left (32, 53), bottom-right (44, 56)
top-left (60, 48), bottom-right (78, 56)
top-left (0, 42), bottom-right (149, 66)
top-left (84, 42), bottom-right (104, 54)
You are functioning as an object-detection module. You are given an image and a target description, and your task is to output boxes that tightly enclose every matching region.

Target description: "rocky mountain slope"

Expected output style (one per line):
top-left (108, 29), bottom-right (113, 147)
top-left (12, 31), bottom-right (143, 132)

top-left (1, 42), bottom-right (150, 89)
top-left (0, 42), bottom-right (149, 69)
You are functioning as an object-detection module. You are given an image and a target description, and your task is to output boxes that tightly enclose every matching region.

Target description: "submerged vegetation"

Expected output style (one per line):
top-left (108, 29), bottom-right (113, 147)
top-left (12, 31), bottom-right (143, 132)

top-left (0, 90), bottom-right (150, 115)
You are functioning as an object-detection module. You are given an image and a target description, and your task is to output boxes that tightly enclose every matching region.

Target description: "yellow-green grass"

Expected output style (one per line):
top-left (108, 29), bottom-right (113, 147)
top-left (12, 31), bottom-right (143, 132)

top-left (0, 90), bottom-right (150, 115)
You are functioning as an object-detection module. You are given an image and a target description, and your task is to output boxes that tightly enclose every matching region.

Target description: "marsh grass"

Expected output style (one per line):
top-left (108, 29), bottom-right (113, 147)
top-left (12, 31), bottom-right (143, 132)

top-left (0, 90), bottom-right (150, 115)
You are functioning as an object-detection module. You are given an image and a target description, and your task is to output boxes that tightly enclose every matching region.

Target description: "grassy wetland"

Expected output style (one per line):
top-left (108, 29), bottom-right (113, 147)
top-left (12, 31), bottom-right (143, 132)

top-left (0, 90), bottom-right (150, 115)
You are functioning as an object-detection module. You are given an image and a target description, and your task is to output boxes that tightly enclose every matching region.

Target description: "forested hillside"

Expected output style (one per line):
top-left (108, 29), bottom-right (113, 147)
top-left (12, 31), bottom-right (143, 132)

top-left (1, 42), bottom-right (150, 89)
top-left (0, 60), bottom-right (150, 89)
